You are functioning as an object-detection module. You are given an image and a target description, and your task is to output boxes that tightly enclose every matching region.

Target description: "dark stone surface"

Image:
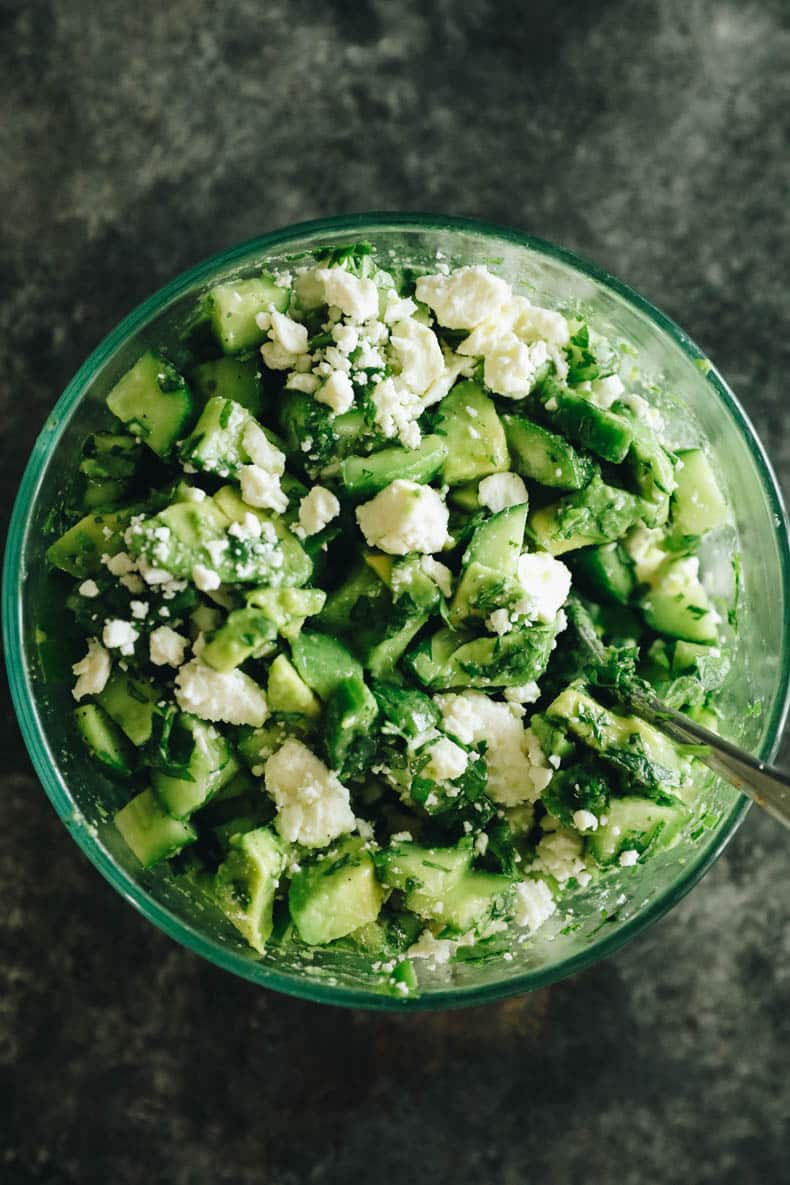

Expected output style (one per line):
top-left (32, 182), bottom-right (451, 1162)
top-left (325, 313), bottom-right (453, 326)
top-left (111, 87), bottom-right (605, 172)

top-left (2, 1), bottom-right (790, 1182)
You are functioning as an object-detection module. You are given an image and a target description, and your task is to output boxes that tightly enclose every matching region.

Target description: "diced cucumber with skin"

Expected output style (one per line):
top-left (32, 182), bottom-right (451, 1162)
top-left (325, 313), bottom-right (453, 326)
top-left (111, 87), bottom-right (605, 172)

top-left (450, 504), bottom-right (527, 626)
top-left (530, 713), bottom-right (576, 762)
top-left (152, 715), bottom-right (239, 818)
top-left (289, 837), bottom-right (385, 946)
top-left (115, 788), bottom-right (197, 868)
top-left (407, 622), bottom-right (556, 690)
top-left (546, 685), bottom-right (682, 784)
top-left (503, 413), bottom-right (595, 490)
top-left (189, 355), bottom-right (263, 417)
top-left (214, 827), bottom-right (286, 952)
top-left (47, 505), bottom-right (141, 578)
top-left (290, 632), bottom-right (366, 701)
top-left (571, 542), bottom-right (636, 606)
top-left (436, 382), bottom-right (510, 484)
top-left (449, 561), bottom-right (522, 629)
top-left (97, 672), bottom-right (161, 747)
top-left (374, 839), bottom-right (514, 935)
top-left (325, 677), bottom-right (379, 771)
top-left (208, 274), bottom-right (290, 353)
top-left (641, 557), bottom-right (720, 644)
top-left (618, 413), bottom-right (675, 527)
top-left (106, 352), bottom-right (195, 457)
top-left (527, 474), bottom-right (646, 556)
top-left (587, 796), bottom-right (690, 866)
top-left (340, 435), bottom-right (448, 498)
top-left (448, 481), bottom-right (481, 512)
top-left (318, 563), bottom-right (386, 633)
top-left (266, 654), bottom-right (322, 717)
top-left (538, 386), bottom-right (633, 464)
top-left (179, 396), bottom-right (262, 476)
top-left (358, 608), bottom-right (432, 678)
top-left (200, 608), bottom-right (278, 672)
top-left (74, 703), bottom-right (135, 777)
top-left (671, 448), bottom-right (728, 536)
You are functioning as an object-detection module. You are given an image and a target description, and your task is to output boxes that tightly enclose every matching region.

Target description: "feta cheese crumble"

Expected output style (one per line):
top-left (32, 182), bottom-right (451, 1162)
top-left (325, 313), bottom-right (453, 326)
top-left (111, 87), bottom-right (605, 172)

top-left (423, 735), bottom-right (469, 783)
top-left (149, 626), bottom-right (189, 668)
top-left (296, 486), bottom-right (340, 538)
top-left (175, 659), bottom-right (268, 727)
top-left (355, 479), bottom-right (449, 556)
top-left (512, 879), bottom-right (557, 932)
top-left (102, 619), bottom-right (139, 656)
top-left (478, 472), bottom-right (528, 513)
top-left (71, 638), bottom-right (111, 701)
top-left (265, 738), bottom-right (355, 848)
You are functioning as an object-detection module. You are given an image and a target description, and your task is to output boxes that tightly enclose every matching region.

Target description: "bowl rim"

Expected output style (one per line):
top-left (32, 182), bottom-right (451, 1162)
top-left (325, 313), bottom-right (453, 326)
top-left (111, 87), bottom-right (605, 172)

top-left (5, 210), bottom-right (790, 1010)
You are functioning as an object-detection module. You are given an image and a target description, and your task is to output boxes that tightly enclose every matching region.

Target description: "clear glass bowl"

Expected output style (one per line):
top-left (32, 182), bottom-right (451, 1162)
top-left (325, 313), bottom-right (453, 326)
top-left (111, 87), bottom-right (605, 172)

top-left (5, 214), bottom-right (790, 1010)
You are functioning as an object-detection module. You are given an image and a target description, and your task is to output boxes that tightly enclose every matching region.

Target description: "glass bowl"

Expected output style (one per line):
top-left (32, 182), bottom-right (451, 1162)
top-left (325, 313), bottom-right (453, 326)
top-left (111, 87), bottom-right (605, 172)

top-left (5, 214), bottom-right (790, 1010)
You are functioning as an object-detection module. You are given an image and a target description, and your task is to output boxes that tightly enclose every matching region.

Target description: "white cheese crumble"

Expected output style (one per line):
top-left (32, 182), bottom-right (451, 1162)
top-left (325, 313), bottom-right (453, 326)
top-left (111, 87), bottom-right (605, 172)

top-left (268, 310), bottom-right (309, 356)
top-left (416, 265), bottom-right (511, 329)
top-left (619, 848), bottom-right (640, 867)
top-left (535, 828), bottom-right (587, 883)
top-left (478, 472), bottom-right (528, 513)
top-left (504, 681), bottom-right (541, 705)
top-left (78, 579), bottom-right (100, 598)
top-left (129, 600), bottom-right (149, 620)
top-left (513, 304), bottom-right (571, 347)
top-left (315, 369), bottom-right (354, 415)
top-left (513, 879), bottom-right (557, 931)
top-left (420, 556), bottom-right (454, 598)
top-left (102, 619), bottom-right (138, 656)
top-left (149, 626), bottom-right (189, 668)
top-left (296, 485), bottom-right (340, 538)
top-left (191, 564), bottom-right (221, 592)
top-left (103, 551), bottom-right (136, 577)
top-left (242, 420), bottom-right (286, 475)
top-left (355, 479), bottom-right (449, 556)
top-left (71, 638), bottom-right (111, 701)
top-left (423, 736), bottom-right (469, 783)
top-left (315, 268), bottom-right (379, 322)
top-left (389, 318), bottom-right (445, 394)
top-left (513, 552), bottom-right (572, 623)
top-left (589, 374), bottom-right (625, 409)
top-left (286, 372), bottom-right (320, 394)
top-left (175, 659), bottom-right (268, 727)
top-left (238, 464), bottom-right (289, 513)
top-left (435, 691), bottom-right (551, 805)
top-left (483, 336), bottom-right (549, 399)
top-left (331, 322), bottom-right (359, 354)
top-left (264, 738), bottom-right (355, 848)
top-left (572, 809), bottom-right (599, 833)
top-left (227, 512), bottom-right (263, 541)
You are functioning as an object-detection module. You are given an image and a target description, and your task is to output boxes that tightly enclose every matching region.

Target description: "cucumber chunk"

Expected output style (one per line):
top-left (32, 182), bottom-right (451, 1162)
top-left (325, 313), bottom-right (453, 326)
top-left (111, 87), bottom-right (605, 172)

top-left (503, 413), bottom-right (595, 490)
top-left (450, 505), bottom-right (527, 626)
top-left (115, 788), bottom-right (197, 868)
top-left (290, 632), bottom-right (365, 701)
top-left (407, 622), bottom-right (556, 690)
top-left (47, 505), bottom-right (140, 578)
top-left (587, 796), bottom-right (690, 866)
top-left (539, 387), bottom-right (633, 464)
top-left (189, 355), bottom-right (263, 417)
top-left (571, 542), bottom-right (636, 606)
top-left (179, 396), bottom-right (284, 477)
top-left (151, 714), bottom-right (239, 817)
top-left (641, 556), bottom-right (720, 644)
top-left (244, 586), bottom-right (326, 639)
top-left (340, 435), bottom-right (448, 498)
top-left (214, 827), bottom-right (286, 952)
top-left (289, 837), bottom-right (385, 946)
top-left (97, 672), bottom-right (161, 747)
top-left (325, 678), bottom-right (379, 772)
top-left (528, 474), bottom-right (646, 556)
top-left (436, 382), bottom-right (509, 484)
top-left (671, 449), bottom-right (728, 536)
top-left (74, 703), bottom-right (135, 777)
top-left (208, 274), bottom-right (290, 353)
top-left (200, 608), bottom-right (278, 673)
top-left (106, 352), bottom-right (194, 457)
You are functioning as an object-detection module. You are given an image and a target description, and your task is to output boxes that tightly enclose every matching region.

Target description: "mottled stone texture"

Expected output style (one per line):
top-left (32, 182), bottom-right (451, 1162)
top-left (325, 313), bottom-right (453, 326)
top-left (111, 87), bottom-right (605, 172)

top-left (2, 1), bottom-right (790, 1182)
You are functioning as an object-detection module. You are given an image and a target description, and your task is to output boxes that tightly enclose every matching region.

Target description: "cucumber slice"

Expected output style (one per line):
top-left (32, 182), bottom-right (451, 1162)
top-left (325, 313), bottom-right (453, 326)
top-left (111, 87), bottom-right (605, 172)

top-left (266, 654), bottom-right (322, 717)
top-left (671, 449), bottom-right (728, 536)
top-left (571, 542), bottom-right (635, 606)
top-left (407, 622), bottom-right (556, 690)
top-left (152, 715), bottom-right (239, 818)
top-left (503, 413), bottom-right (594, 490)
top-left (587, 796), bottom-right (690, 866)
top-left (74, 703), bottom-right (135, 777)
top-left (340, 434), bottom-right (448, 498)
top-left (115, 788), bottom-right (197, 868)
top-left (436, 382), bottom-right (509, 484)
top-left (642, 556), bottom-right (720, 643)
top-left (289, 837), bottom-right (385, 946)
top-left (189, 355), bottom-right (263, 417)
top-left (214, 827), bottom-right (286, 952)
top-left (208, 274), bottom-right (290, 353)
top-left (540, 388), bottom-right (633, 464)
top-left (528, 474), bottom-right (646, 556)
top-left (97, 672), bottom-right (161, 747)
top-left (106, 352), bottom-right (194, 457)
top-left (620, 415), bottom-right (675, 526)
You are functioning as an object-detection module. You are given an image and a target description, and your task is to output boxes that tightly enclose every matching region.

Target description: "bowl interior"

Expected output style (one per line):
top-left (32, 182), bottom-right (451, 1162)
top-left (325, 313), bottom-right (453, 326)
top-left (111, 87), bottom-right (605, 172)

top-left (6, 215), bottom-right (790, 1008)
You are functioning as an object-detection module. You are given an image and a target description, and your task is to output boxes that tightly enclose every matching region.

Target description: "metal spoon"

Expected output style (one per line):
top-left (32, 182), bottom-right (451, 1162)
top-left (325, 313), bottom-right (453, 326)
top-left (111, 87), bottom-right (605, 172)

top-left (565, 599), bottom-right (790, 829)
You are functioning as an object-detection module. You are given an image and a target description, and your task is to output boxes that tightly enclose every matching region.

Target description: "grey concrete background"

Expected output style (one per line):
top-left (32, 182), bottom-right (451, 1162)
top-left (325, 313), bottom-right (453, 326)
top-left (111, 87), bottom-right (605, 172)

top-left (2, 1), bottom-right (790, 1182)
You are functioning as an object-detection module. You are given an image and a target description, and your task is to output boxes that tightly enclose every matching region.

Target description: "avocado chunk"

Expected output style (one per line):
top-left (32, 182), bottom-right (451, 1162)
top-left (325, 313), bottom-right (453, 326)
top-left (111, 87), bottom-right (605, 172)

top-left (436, 382), bottom-right (509, 484)
top-left (214, 827), bottom-right (286, 952)
top-left (289, 837), bottom-right (385, 946)
top-left (115, 788), bottom-right (197, 868)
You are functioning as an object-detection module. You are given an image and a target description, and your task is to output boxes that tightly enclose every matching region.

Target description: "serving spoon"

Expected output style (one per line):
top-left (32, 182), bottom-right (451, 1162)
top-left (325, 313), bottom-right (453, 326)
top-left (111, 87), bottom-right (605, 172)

top-left (565, 599), bottom-right (790, 829)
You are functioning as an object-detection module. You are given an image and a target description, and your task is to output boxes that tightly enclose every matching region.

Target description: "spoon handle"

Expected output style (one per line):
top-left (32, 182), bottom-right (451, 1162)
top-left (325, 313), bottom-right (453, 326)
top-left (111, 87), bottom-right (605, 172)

top-left (629, 692), bottom-right (790, 829)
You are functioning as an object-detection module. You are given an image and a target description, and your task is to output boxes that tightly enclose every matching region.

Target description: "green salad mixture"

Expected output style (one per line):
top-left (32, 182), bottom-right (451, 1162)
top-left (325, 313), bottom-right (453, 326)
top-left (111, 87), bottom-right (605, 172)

top-left (48, 243), bottom-right (734, 990)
